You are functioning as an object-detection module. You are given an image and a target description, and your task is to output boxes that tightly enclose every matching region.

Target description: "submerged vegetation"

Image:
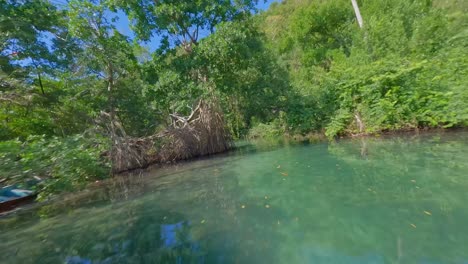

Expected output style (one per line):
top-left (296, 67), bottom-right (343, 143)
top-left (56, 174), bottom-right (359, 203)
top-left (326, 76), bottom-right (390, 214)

top-left (2, 132), bottom-right (468, 263)
top-left (0, 0), bottom-right (467, 196)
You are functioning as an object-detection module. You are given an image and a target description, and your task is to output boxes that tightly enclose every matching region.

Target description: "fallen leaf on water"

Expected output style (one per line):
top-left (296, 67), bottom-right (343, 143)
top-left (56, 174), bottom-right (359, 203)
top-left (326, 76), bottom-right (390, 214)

top-left (424, 211), bottom-right (432, 216)
top-left (277, 165), bottom-right (281, 169)
top-left (265, 204), bottom-right (270, 208)
top-left (282, 178), bottom-right (286, 181)
top-left (201, 219), bottom-right (206, 224)
top-left (410, 223), bottom-right (417, 228)
top-left (265, 196), bottom-right (268, 199)
top-left (281, 172), bottom-right (288, 176)
top-left (241, 205), bottom-right (245, 209)
top-left (416, 186), bottom-right (420, 189)
top-left (411, 180), bottom-right (416, 183)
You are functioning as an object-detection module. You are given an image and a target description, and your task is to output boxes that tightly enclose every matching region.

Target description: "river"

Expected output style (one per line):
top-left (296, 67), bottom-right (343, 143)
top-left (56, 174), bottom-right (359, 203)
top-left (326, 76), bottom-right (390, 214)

top-left (1, 131), bottom-right (468, 263)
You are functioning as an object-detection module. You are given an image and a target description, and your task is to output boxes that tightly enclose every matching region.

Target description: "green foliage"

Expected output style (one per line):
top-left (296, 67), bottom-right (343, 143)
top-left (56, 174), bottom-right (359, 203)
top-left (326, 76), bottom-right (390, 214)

top-left (1, 0), bottom-right (63, 72)
top-left (108, 0), bottom-right (258, 43)
top-left (1, 0), bottom-right (467, 197)
top-left (195, 20), bottom-right (289, 137)
top-left (288, 0), bottom-right (354, 66)
top-left (1, 0), bottom-right (283, 197)
top-left (260, 0), bottom-right (468, 139)
top-left (139, 18), bottom-right (290, 138)
top-left (0, 135), bottom-right (110, 199)
top-left (248, 122), bottom-right (283, 140)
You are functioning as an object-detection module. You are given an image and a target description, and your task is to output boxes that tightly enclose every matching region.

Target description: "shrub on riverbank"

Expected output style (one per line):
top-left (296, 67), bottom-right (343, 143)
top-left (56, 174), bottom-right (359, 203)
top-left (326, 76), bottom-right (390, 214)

top-left (0, 135), bottom-right (109, 199)
top-left (1, 0), bottom-right (467, 198)
top-left (258, 0), bottom-right (468, 139)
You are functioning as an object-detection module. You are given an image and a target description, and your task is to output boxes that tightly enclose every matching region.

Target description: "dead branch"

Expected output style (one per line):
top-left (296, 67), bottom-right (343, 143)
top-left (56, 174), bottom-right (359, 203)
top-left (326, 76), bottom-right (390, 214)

top-left (108, 99), bottom-right (232, 173)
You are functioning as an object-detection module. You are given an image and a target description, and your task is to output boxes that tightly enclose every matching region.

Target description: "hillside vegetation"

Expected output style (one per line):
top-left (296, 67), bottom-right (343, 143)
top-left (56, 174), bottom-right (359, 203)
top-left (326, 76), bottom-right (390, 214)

top-left (0, 0), bottom-right (466, 196)
top-left (256, 0), bottom-right (468, 138)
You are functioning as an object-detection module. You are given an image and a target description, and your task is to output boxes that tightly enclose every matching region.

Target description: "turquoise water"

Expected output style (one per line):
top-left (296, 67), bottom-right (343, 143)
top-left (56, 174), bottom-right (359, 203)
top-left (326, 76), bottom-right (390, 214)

top-left (1, 132), bottom-right (468, 263)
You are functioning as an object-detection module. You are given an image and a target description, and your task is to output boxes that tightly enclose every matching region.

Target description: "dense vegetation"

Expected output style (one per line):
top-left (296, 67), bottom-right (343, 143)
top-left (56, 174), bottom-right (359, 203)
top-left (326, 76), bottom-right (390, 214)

top-left (1, 0), bottom-right (467, 197)
top-left (258, 0), bottom-right (468, 138)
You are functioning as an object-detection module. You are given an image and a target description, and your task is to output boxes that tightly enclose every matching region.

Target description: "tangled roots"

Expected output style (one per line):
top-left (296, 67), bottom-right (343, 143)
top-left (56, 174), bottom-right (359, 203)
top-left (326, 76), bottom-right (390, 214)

top-left (110, 100), bottom-right (232, 173)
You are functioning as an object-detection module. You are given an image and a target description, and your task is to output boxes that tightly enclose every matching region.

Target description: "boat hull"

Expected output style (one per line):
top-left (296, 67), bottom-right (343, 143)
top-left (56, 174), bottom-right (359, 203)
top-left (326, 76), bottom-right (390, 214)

top-left (0, 194), bottom-right (37, 213)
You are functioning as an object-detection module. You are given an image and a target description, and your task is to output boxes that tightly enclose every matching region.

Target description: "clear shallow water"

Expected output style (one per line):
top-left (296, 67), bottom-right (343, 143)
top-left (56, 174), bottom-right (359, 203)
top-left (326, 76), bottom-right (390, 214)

top-left (1, 131), bottom-right (468, 264)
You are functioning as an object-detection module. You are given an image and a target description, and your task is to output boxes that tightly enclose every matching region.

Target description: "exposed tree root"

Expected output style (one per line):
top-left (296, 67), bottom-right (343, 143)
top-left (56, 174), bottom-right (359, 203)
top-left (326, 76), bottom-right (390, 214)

top-left (107, 100), bottom-right (232, 173)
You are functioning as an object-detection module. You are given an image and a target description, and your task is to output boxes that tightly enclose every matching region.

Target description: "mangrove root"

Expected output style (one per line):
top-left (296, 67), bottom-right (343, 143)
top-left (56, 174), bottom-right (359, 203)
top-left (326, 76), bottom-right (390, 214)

top-left (108, 100), bottom-right (232, 173)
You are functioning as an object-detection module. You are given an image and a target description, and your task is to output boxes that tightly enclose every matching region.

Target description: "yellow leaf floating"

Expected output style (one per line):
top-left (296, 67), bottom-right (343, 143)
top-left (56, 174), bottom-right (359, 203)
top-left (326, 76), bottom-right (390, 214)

top-left (265, 196), bottom-right (268, 199)
top-left (410, 223), bottom-right (417, 228)
top-left (265, 204), bottom-right (270, 208)
top-left (241, 205), bottom-right (245, 209)
top-left (424, 211), bottom-right (432, 216)
top-left (411, 180), bottom-right (416, 183)
top-left (201, 219), bottom-right (206, 224)
top-left (281, 172), bottom-right (288, 176)
top-left (277, 165), bottom-right (281, 169)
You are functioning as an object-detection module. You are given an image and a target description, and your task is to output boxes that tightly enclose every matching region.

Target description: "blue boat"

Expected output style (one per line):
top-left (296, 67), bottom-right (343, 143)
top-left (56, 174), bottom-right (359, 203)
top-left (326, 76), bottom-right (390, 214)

top-left (0, 185), bottom-right (37, 213)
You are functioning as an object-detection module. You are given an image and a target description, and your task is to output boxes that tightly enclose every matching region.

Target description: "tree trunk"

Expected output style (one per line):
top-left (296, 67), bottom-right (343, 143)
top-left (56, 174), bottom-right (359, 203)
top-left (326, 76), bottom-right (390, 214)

top-left (351, 0), bottom-right (364, 28)
top-left (107, 64), bottom-right (115, 129)
top-left (354, 112), bottom-right (365, 133)
top-left (107, 62), bottom-right (117, 172)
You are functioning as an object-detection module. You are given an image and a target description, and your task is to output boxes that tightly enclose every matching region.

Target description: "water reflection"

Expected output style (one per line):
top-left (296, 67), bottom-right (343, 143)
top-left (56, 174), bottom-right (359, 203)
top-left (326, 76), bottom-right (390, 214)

top-left (64, 220), bottom-right (203, 264)
top-left (1, 131), bottom-right (468, 263)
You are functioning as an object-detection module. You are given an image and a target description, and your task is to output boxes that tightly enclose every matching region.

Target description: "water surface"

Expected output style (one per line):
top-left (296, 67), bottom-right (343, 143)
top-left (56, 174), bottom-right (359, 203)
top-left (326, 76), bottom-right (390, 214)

top-left (1, 131), bottom-right (468, 264)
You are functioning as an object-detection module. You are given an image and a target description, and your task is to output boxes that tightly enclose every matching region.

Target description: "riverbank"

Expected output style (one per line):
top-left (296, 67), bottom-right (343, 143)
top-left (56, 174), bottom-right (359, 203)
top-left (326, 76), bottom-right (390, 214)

top-left (2, 130), bottom-right (468, 263)
top-left (2, 0), bottom-right (467, 207)
top-left (0, 128), bottom-right (467, 210)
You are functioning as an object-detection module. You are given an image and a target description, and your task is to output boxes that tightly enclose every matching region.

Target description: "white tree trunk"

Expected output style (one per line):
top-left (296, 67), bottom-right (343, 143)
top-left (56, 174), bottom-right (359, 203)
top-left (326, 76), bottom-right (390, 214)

top-left (351, 0), bottom-right (364, 28)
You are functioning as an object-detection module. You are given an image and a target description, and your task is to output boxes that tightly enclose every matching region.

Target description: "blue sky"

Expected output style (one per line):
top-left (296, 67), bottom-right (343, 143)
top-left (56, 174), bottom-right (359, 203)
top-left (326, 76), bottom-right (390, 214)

top-left (12, 0), bottom-right (280, 66)
top-left (112, 0), bottom-right (280, 51)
